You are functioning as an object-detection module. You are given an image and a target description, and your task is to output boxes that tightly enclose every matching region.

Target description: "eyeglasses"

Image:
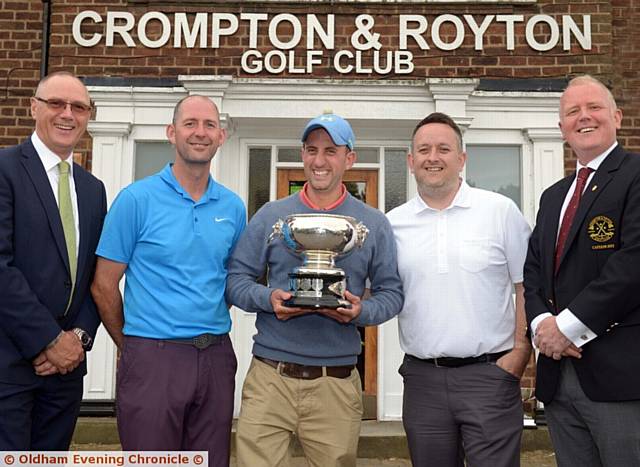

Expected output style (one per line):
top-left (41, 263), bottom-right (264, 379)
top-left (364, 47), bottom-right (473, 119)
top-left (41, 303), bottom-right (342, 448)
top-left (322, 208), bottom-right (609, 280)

top-left (33, 97), bottom-right (93, 115)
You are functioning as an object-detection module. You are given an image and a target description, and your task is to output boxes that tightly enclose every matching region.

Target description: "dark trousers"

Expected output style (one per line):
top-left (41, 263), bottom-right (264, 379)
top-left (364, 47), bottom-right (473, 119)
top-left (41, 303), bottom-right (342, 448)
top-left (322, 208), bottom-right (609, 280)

top-left (0, 375), bottom-right (83, 449)
top-left (545, 359), bottom-right (640, 467)
top-left (117, 335), bottom-right (236, 467)
top-left (400, 354), bottom-right (523, 467)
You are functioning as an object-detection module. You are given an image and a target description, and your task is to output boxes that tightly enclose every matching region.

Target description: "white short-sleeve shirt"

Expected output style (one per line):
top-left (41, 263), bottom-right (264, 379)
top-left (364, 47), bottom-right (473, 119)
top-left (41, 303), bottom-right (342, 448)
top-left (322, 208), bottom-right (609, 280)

top-left (387, 181), bottom-right (531, 359)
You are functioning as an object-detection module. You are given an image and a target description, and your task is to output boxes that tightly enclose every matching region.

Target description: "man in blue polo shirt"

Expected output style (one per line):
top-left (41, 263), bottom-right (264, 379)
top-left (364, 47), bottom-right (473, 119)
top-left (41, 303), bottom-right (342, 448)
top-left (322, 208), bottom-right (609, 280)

top-left (91, 95), bottom-right (245, 467)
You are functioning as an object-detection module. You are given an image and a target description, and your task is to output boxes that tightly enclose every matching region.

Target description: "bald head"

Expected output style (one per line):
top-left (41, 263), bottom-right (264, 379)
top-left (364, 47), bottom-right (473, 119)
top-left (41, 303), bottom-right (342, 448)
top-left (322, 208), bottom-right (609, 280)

top-left (172, 95), bottom-right (220, 126)
top-left (36, 72), bottom-right (90, 104)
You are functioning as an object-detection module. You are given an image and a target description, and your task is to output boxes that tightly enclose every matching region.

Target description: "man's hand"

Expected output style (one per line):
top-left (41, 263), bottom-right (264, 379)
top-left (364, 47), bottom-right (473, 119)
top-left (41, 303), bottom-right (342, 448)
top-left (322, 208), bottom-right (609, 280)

top-left (496, 347), bottom-right (531, 379)
top-left (32, 352), bottom-right (59, 376)
top-left (44, 331), bottom-right (85, 374)
top-left (534, 316), bottom-right (582, 360)
top-left (318, 291), bottom-right (362, 324)
top-left (270, 289), bottom-right (310, 321)
top-left (561, 343), bottom-right (582, 358)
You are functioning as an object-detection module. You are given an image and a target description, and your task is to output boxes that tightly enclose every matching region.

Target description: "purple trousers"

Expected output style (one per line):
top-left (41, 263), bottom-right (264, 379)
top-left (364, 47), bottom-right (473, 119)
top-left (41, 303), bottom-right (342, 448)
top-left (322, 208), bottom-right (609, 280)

top-left (116, 335), bottom-right (236, 467)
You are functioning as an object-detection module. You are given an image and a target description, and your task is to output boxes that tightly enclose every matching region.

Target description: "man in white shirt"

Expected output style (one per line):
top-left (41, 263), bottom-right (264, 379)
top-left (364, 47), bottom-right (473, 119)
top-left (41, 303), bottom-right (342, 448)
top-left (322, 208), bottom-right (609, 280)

top-left (524, 75), bottom-right (640, 466)
top-left (387, 112), bottom-right (531, 467)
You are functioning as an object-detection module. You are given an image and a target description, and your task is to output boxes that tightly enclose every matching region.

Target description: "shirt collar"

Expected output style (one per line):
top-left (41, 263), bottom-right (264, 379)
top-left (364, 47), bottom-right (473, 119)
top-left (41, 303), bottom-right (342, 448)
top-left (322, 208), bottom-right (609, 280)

top-left (159, 163), bottom-right (219, 202)
top-left (31, 132), bottom-right (74, 175)
top-left (299, 182), bottom-right (348, 210)
top-left (576, 142), bottom-right (617, 173)
top-left (412, 178), bottom-right (472, 213)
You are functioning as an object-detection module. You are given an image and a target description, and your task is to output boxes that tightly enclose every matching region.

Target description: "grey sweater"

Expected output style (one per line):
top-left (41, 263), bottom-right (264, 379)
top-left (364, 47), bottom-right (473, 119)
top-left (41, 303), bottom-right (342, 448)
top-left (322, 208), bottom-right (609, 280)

top-left (225, 193), bottom-right (404, 366)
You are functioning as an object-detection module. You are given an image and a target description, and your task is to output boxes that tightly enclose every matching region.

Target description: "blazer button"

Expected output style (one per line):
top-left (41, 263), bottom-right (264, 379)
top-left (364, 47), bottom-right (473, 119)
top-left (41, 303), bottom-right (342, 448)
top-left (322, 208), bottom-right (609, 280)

top-left (64, 280), bottom-right (72, 288)
top-left (547, 298), bottom-right (554, 306)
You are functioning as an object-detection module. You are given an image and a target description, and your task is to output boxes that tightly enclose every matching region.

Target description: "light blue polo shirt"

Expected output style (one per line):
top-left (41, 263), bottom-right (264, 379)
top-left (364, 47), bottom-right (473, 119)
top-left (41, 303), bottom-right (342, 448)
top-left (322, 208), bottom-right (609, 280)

top-left (97, 163), bottom-right (246, 338)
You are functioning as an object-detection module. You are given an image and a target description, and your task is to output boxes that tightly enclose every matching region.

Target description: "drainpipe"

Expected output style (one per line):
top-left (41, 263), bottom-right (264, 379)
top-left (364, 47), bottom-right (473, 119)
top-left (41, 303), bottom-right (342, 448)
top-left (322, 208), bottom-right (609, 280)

top-left (40, 0), bottom-right (51, 78)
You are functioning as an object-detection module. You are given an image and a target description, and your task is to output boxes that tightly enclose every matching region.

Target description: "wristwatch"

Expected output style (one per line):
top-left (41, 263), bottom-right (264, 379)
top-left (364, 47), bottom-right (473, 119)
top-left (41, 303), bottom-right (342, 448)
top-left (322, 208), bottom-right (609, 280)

top-left (72, 328), bottom-right (93, 351)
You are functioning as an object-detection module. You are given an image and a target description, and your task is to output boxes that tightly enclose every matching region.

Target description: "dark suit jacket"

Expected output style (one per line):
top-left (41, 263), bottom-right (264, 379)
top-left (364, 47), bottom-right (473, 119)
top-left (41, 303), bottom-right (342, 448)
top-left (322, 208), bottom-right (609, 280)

top-left (524, 144), bottom-right (640, 403)
top-left (0, 138), bottom-right (107, 385)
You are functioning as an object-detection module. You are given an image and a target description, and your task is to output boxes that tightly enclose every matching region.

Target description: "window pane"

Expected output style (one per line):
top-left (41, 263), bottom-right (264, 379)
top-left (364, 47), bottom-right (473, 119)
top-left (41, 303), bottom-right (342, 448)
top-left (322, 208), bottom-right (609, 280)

top-left (465, 146), bottom-right (521, 209)
top-left (385, 148), bottom-right (408, 212)
top-left (248, 148), bottom-right (271, 219)
top-left (277, 147), bottom-right (301, 163)
top-left (134, 142), bottom-right (174, 181)
top-left (354, 147), bottom-right (379, 164)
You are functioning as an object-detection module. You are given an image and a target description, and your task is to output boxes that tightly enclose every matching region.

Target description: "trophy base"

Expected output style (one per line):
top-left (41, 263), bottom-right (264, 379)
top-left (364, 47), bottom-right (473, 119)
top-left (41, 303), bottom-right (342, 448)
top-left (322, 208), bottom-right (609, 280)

top-left (286, 272), bottom-right (349, 309)
top-left (284, 295), bottom-right (351, 309)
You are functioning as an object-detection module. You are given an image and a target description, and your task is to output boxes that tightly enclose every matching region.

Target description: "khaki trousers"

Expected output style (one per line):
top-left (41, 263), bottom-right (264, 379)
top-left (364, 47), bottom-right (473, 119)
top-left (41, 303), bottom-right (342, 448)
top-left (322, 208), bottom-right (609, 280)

top-left (236, 357), bottom-right (363, 467)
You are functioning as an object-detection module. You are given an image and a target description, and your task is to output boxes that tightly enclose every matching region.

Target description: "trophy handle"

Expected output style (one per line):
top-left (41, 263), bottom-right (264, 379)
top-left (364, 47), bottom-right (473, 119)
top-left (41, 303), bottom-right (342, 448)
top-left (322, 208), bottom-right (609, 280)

top-left (354, 222), bottom-right (369, 248)
top-left (269, 219), bottom-right (298, 250)
top-left (268, 219), bottom-right (284, 244)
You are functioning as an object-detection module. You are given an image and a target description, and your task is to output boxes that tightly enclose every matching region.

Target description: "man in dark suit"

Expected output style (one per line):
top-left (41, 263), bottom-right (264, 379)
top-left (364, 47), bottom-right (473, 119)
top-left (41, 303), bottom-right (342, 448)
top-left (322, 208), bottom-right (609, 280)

top-left (0, 72), bottom-right (107, 449)
top-left (524, 74), bottom-right (640, 466)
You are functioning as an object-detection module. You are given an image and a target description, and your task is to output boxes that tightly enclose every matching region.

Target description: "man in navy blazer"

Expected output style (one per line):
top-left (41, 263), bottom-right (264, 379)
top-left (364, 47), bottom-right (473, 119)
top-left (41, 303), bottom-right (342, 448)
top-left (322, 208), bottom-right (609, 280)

top-left (524, 75), bottom-right (640, 466)
top-left (0, 72), bottom-right (107, 449)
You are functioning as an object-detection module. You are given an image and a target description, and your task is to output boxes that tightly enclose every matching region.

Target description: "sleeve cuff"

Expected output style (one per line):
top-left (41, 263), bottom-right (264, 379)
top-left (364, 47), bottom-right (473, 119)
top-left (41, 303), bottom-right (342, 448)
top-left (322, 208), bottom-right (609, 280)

top-left (259, 288), bottom-right (276, 313)
top-left (556, 309), bottom-right (597, 348)
top-left (530, 312), bottom-right (552, 349)
top-left (46, 330), bottom-right (65, 350)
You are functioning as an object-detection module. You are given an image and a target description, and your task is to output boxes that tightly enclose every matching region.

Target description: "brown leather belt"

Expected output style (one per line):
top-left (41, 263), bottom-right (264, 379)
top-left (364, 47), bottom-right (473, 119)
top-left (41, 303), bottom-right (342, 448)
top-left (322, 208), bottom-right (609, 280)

top-left (255, 356), bottom-right (354, 380)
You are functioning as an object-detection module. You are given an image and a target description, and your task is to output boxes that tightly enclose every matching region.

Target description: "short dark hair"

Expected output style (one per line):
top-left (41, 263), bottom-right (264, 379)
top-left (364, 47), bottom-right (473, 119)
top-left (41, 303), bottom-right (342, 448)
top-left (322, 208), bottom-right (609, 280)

top-left (412, 112), bottom-right (463, 151)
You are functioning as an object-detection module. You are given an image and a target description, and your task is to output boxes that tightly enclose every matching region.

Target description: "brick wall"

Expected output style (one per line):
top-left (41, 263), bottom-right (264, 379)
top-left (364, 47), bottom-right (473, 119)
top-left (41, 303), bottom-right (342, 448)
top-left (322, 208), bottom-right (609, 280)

top-left (611, 0), bottom-right (640, 153)
top-left (52, 1), bottom-right (611, 79)
top-left (0, 1), bottom-right (93, 166)
top-left (0, 1), bottom-right (42, 147)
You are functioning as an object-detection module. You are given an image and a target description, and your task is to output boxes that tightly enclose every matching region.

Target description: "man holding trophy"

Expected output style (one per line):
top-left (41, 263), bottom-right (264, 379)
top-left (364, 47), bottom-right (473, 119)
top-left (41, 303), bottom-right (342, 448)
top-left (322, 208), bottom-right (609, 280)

top-left (226, 112), bottom-right (404, 467)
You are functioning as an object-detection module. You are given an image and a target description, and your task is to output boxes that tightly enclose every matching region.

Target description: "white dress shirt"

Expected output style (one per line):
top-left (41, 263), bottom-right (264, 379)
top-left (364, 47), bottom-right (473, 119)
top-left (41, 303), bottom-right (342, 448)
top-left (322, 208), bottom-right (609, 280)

top-left (530, 142), bottom-right (618, 348)
top-left (387, 181), bottom-right (531, 358)
top-left (31, 132), bottom-right (80, 252)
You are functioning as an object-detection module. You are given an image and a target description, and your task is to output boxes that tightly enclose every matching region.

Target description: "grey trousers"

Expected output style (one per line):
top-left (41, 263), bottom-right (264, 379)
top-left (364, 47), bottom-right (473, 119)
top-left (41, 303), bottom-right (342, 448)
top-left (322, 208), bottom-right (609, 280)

top-left (545, 359), bottom-right (640, 467)
top-left (400, 354), bottom-right (523, 467)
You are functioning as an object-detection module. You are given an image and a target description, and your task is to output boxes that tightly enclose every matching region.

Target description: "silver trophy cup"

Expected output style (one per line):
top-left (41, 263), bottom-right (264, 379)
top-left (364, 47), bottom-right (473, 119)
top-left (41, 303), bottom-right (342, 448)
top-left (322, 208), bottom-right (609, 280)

top-left (269, 214), bottom-right (369, 308)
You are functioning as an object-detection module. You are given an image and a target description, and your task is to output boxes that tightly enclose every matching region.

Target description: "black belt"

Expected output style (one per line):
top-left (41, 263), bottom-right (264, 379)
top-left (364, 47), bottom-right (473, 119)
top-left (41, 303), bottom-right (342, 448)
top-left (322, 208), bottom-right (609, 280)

top-left (255, 356), bottom-right (354, 380)
top-left (165, 333), bottom-right (228, 349)
top-left (409, 350), bottom-right (510, 368)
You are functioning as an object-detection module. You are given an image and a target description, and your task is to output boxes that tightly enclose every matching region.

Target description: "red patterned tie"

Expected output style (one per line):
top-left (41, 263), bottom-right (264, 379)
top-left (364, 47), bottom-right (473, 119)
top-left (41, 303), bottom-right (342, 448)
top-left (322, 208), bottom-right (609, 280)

top-left (554, 167), bottom-right (594, 274)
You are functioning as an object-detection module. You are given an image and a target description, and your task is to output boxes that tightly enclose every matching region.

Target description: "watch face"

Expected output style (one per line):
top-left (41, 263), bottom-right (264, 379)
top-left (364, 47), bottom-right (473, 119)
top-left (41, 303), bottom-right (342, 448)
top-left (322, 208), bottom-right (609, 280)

top-left (76, 330), bottom-right (92, 349)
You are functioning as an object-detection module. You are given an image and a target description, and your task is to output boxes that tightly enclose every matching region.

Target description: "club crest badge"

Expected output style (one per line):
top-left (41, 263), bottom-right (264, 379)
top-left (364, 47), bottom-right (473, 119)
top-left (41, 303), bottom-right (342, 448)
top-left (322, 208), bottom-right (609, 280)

top-left (588, 215), bottom-right (615, 243)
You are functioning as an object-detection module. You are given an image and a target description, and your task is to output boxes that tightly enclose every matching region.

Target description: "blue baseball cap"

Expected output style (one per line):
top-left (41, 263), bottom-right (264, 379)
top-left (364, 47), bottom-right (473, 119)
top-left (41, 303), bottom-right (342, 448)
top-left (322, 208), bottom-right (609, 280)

top-left (301, 113), bottom-right (355, 150)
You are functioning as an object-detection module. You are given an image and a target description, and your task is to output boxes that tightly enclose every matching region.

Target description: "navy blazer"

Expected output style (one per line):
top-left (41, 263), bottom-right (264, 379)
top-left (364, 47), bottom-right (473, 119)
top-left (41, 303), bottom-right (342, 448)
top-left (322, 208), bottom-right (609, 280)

top-left (0, 138), bottom-right (107, 384)
top-left (524, 144), bottom-right (640, 403)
